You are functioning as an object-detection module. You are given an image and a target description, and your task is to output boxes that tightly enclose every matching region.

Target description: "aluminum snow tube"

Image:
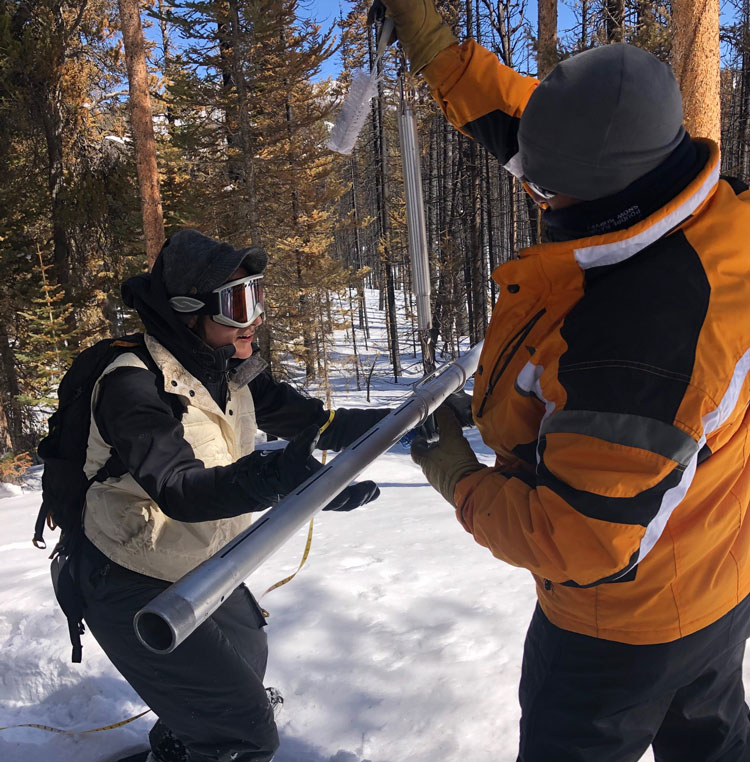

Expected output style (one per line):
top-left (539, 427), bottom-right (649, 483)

top-left (397, 100), bottom-right (431, 333)
top-left (134, 341), bottom-right (484, 654)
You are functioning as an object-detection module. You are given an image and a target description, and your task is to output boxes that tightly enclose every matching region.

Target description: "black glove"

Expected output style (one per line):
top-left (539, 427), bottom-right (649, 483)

top-left (366, 0), bottom-right (386, 25)
top-left (322, 480), bottom-right (381, 512)
top-left (367, 0), bottom-right (397, 45)
top-left (257, 425), bottom-right (380, 511)
top-left (317, 407), bottom-right (391, 452)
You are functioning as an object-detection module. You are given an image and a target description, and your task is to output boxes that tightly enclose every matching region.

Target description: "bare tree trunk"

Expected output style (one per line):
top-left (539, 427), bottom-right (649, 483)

top-left (672, 0), bottom-right (721, 143)
top-left (348, 287), bottom-right (361, 390)
top-left (38, 96), bottom-right (71, 292)
top-left (118, 0), bottom-right (166, 268)
top-left (581, 0), bottom-right (588, 47)
top-left (228, 0), bottom-right (261, 244)
top-left (738, 0), bottom-right (750, 178)
top-left (283, 85), bottom-right (314, 381)
top-left (605, 0), bottom-right (625, 43)
top-left (157, 0), bottom-right (175, 126)
top-left (0, 397), bottom-right (13, 454)
top-left (0, 325), bottom-right (25, 452)
top-left (350, 155), bottom-right (369, 340)
top-left (537, 0), bottom-right (558, 78)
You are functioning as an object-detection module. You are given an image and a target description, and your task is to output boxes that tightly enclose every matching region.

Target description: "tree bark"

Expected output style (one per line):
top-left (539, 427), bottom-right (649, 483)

top-left (0, 323), bottom-right (25, 452)
top-left (537, 0), bottom-right (558, 78)
top-left (672, 0), bottom-right (721, 143)
top-left (38, 93), bottom-right (71, 293)
top-left (605, 0), bottom-right (625, 43)
top-left (118, 0), bottom-right (166, 268)
top-left (738, 0), bottom-right (750, 177)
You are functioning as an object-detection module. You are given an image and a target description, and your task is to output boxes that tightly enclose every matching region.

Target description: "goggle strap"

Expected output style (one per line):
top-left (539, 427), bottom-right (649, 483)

top-left (168, 294), bottom-right (219, 315)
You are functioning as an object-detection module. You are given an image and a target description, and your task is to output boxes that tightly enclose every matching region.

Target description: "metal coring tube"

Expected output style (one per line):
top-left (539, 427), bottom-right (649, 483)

top-left (397, 92), bottom-right (431, 334)
top-left (134, 341), bottom-right (484, 654)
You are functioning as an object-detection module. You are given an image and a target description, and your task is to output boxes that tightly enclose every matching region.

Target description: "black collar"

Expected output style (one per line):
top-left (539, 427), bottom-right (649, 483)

top-left (542, 135), bottom-right (708, 243)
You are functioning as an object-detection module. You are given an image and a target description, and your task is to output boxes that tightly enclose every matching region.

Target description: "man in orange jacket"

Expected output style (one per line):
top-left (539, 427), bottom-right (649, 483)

top-left (371, 1), bottom-right (750, 760)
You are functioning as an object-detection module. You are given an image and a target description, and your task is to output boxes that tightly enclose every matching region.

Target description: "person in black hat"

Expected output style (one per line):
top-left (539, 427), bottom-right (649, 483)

top-left (77, 229), bottom-right (389, 762)
top-left (371, 1), bottom-right (750, 761)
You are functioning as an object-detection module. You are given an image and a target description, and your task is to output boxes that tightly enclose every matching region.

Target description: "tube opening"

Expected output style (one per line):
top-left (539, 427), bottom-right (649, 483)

top-left (135, 611), bottom-right (176, 653)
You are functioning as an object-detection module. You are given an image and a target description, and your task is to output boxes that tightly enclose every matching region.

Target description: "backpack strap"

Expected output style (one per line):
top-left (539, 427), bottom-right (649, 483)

top-left (90, 341), bottom-right (184, 487)
top-left (40, 336), bottom-right (184, 663)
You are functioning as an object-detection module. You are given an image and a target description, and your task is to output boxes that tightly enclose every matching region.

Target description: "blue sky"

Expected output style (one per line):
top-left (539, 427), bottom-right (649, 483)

top-left (296, 0), bottom-right (351, 80)
top-left (294, 0), bottom-right (633, 80)
top-left (147, 1), bottom-right (741, 82)
top-left (297, 0), bottom-right (742, 79)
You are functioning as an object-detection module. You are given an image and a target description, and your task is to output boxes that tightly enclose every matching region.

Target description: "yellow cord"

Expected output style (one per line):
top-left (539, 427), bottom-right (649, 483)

top-left (261, 411), bottom-right (335, 612)
top-left (0, 708), bottom-right (152, 735)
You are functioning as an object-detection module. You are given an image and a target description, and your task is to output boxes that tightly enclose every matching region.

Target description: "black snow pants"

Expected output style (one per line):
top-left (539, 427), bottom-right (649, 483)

top-left (78, 537), bottom-right (279, 762)
top-left (517, 597), bottom-right (750, 762)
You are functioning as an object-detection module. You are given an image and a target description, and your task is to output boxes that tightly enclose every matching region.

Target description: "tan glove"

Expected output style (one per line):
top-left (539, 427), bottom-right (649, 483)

top-left (368, 0), bottom-right (457, 74)
top-left (411, 406), bottom-right (484, 506)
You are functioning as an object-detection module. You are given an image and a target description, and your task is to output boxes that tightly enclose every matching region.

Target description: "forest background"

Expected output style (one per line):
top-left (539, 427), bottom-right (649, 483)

top-left (0, 0), bottom-right (746, 477)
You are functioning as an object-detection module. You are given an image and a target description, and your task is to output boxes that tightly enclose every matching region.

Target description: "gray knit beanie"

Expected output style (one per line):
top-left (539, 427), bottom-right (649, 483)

top-left (159, 229), bottom-right (267, 297)
top-left (518, 44), bottom-right (686, 201)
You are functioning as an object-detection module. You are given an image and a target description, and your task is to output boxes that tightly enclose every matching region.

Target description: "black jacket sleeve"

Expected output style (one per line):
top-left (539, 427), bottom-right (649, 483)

top-left (249, 369), bottom-right (329, 438)
top-left (317, 407), bottom-right (391, 451)
top-left (249, 369), bottom-right (390, 451)
top-left (94, 367), bottom-right (280, 523)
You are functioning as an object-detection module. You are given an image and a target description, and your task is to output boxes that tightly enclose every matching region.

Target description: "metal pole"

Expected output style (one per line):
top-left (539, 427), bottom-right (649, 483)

top-left (397, 74), bottom-right (435, 372)
top-left (134, 341), bottom-right (483, 654)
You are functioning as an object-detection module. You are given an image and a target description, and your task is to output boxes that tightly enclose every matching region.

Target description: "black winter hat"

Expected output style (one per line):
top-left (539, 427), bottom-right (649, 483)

top-left (159, 229), bottom-right (268, 297)
top-left (518, 44), bottom-right (686, 201)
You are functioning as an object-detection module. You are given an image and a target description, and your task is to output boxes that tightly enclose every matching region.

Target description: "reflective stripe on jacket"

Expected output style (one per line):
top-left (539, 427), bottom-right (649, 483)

top-left (426, 42), bottom-right (750, 644)
top-left (83, 334), bottom-right (258, 582)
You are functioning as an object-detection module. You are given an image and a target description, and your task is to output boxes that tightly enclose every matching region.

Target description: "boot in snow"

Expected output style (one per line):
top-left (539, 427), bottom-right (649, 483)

top-left (266, 686), bottom-right (284, 715)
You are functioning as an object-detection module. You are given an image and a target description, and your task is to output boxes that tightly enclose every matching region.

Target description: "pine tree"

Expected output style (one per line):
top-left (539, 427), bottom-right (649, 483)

top-left (15, 246), bottom-right (77, 411)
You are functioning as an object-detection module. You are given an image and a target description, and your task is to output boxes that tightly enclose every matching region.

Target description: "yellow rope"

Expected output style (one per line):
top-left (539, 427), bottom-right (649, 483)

top-left (261, 410), bottom-right (336, 614)
top-left (262, 517), bottom-right (316, 602)
top-left (0, 708), bottom-right (152, 735)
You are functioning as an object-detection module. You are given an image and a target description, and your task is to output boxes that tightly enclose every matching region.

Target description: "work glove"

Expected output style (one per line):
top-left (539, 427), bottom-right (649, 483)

top-left (258, 425), bottom-right (381, 512)
top-left (410, 407), bottom-right (484, 506)
top-left (406, 389), bottom-right (475, 444)
top-left (367, 0), bottom-right (457, 74)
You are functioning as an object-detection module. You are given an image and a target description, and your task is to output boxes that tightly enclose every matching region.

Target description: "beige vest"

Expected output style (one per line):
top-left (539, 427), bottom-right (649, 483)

top-left (83, 334), bottom-right (259, 582)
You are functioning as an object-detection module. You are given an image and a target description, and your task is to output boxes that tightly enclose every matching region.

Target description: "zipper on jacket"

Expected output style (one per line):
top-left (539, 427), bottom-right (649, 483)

top-left (477, 309), bottom-right (546, 419)
top-left (224, 370), bottom-right (232, 406)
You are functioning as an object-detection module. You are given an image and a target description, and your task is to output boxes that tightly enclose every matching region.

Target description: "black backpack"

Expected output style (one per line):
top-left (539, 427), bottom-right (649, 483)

top-left (33, 333), bottom-right (179, 662)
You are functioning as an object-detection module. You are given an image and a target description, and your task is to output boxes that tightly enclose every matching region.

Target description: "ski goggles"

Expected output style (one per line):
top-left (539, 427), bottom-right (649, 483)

top-left (169, 274), bottom-right (265, 328)
top-left (521, 176), bottom-right (558, 201)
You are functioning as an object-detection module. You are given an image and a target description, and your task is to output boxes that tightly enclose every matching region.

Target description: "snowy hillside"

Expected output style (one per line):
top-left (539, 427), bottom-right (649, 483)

top-left (0, 289), bottom-right (698, 762)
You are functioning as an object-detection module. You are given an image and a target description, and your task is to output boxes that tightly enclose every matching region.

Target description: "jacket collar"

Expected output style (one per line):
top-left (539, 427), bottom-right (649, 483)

top-left (515, 139), bottom-right (720, 273)
top-left (144, 334), bottom-right (266, 417)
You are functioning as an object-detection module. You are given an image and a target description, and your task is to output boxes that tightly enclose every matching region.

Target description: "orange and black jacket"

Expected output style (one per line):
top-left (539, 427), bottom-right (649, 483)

top-left (424, 41), bottom-right (750, 645)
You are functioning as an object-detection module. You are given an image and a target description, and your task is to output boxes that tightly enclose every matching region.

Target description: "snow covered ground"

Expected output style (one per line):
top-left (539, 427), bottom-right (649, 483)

top-left (0, 288), bottom-right (732, 762)
top-left (1, 447), bottom-right (540, 762)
